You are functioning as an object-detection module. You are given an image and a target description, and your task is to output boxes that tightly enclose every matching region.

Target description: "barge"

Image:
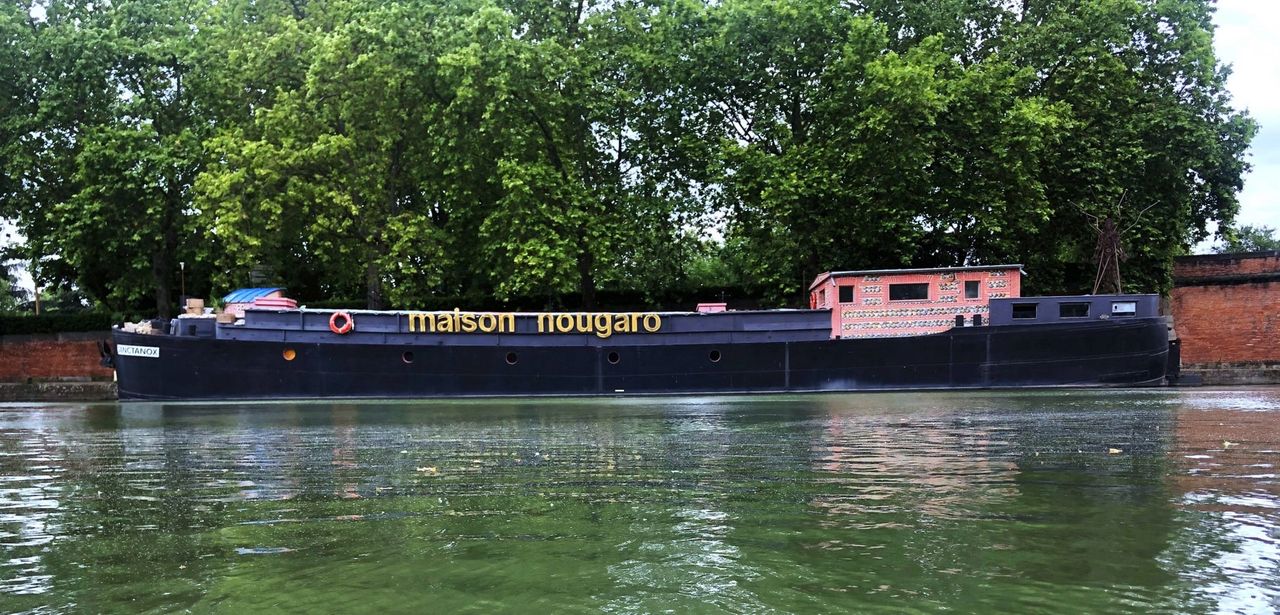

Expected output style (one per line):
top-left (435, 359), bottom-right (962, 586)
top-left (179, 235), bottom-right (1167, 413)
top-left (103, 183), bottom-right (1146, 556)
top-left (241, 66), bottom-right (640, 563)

top-left (109, 265), bottom-right (1173, 400)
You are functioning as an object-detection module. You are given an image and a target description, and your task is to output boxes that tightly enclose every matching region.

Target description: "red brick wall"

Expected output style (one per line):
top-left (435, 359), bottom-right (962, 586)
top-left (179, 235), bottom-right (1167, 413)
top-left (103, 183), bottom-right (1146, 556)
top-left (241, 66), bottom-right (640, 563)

top-left (1171, 283), bottom-right (1280, 364)
top-left (0, 333), bottom-right (115, 382)
top-left (1174, 252), bottom-right (1280, 279)
top-left (1171, 253), bottom-right (1280, 365)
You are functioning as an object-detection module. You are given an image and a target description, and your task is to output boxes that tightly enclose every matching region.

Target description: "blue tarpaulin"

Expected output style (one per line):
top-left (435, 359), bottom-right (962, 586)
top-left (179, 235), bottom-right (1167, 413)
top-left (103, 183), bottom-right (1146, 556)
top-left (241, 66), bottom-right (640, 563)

top-left (222, 288), bottom-right (284, 304)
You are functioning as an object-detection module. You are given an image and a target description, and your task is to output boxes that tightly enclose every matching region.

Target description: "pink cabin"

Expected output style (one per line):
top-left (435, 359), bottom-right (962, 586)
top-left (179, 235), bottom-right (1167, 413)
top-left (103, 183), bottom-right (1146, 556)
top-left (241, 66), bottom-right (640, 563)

top-left (809, 265), bottom-right (1023, 338)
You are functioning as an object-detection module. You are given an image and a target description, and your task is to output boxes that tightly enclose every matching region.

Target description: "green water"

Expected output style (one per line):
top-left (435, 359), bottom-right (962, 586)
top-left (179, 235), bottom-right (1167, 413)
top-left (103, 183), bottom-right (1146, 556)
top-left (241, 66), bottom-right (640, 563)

top-left (2, 389), bottom-right (1278, 614)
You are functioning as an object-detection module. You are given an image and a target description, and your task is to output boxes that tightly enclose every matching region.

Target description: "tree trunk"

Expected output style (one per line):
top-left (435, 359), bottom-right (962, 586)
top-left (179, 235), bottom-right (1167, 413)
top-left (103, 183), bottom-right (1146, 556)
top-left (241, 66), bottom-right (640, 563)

top-left (363, 135), bottom-right (404, 313)
top-left (577, 240), bottom-right (596, 310)
top-left (365, 260), bottom-right (385, 310)
top-left (152, 250), bottom-right (173, 319)
top-left (153, 191), bottom-right (181, 319)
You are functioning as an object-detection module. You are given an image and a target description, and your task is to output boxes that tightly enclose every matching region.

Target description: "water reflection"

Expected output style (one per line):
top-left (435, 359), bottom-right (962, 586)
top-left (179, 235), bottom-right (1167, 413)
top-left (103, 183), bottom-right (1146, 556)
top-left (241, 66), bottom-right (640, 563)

top-left (0, 390), bottom-right (1277, 613)
top-left (1169, 390), bottom-right (1280, 614)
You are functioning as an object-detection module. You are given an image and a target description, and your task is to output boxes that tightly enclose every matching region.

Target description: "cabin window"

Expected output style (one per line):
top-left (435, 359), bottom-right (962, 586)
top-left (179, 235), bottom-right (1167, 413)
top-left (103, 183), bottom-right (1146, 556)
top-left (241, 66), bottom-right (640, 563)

top-left (1011, 303), bottom-right (1038, 319)
top-left (964, 280), bottom-right (980, 299)
top-left (1111, 301), bottom-right (1137, 317)
top-left (888, 283), bottom-right (929, 301)
top-left (818, 289), bottom-right (826, 306)
top-left (1059, 302), bottom-right (1090, 319)
top-left (838, 286), bottom-right (854, 303)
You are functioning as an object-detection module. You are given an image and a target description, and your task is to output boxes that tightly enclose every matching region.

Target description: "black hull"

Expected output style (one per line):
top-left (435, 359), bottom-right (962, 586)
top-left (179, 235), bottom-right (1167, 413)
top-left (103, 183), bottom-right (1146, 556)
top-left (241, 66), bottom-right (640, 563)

top-left (112, 318), bottom-right (1170, 401)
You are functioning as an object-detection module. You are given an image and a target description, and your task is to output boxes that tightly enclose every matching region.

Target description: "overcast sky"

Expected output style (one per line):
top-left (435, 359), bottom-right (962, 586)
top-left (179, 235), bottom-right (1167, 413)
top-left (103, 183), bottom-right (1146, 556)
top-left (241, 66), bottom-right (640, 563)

top-left (1215, 0), bottom-right (1279, 232)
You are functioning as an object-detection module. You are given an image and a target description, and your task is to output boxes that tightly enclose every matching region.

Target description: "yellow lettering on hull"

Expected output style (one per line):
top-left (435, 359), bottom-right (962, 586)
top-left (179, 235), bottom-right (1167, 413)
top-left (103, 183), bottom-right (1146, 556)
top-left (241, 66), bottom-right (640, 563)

top-left (409, 311), bottom-right (662, 335)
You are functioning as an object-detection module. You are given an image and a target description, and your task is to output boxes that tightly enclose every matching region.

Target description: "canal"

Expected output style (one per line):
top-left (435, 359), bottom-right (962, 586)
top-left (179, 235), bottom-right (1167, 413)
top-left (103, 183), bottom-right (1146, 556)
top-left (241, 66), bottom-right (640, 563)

top-left (2, 389), bottom-right (1278, 613)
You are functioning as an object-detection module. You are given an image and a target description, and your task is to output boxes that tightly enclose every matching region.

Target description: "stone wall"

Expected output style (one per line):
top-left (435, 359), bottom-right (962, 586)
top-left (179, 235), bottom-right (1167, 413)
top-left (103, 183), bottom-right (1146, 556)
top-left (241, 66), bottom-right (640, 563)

top-left (0, 381), bottom-right (117, 402)
top-left (0, 331), bottom-right (115, 383)
top-left (1171, 251), bottom-right (1280, 384)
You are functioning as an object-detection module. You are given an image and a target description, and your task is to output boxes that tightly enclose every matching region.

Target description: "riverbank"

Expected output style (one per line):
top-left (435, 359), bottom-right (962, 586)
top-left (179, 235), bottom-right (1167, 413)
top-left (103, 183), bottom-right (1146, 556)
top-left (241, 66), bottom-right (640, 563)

top-left (1182, 363), bottom-right (1280, 385)
top-left (1, 331), bottom-right (115, 401)
top-left (8, 379), bottom-right (1280, 403)
top-left (0, 381), bottom-right (117, 402)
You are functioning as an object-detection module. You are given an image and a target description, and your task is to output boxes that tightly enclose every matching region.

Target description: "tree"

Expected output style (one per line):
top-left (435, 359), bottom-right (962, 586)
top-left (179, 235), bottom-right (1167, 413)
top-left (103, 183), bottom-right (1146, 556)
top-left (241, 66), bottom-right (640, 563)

top-left (1214, 224), bottom-right (1280, 254)
top-left (198, 0), bottom-right (715, 309)
top-left (708, 0), bottom-right (1253, 298)
top-left (198, 1), bottom-right (451, 308)
top-left (698, 0), bottom-right (1069, 300)
top-left (1003, 0), bottom-right (1255, 293)
top-left (3, 0), bottom-right (215, 317)
top-left (0, 260), bottom-right (25, 313)
top-left (2, 0), bottom-right (1255, 311)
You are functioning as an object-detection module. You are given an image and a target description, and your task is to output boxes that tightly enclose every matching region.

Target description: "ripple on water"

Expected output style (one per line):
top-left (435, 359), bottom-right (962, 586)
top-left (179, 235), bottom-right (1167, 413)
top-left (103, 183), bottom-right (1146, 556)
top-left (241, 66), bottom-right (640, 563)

top-left (234, 547), bottom-right (296, 556)
top-left (0, 390), bottom-right (1278, 613)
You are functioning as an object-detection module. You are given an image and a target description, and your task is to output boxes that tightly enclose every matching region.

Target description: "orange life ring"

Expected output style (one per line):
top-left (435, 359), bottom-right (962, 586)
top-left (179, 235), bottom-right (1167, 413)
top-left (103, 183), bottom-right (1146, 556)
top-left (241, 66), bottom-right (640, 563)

top-left (329, 311), bottom-right (354, 335)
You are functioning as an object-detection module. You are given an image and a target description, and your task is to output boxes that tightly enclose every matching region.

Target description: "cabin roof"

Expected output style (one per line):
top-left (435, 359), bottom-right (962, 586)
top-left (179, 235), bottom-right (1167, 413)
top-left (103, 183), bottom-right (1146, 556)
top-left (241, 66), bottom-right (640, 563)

top-left (809, 265), bottom-right (1024, 290)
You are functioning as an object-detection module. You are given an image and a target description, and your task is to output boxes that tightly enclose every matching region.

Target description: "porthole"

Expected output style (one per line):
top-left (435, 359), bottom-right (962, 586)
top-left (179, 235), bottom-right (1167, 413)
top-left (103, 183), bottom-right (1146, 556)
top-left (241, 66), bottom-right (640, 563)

top-left (505, 352), bottom-right (518, 365)
top-left (282, 348), bottom-right (296, 361)
top-left (402, 351), bottom-right (415, 364)
top-left (709, 350), bottom-right (722, 363)
top-left (607, 351), bottom-right (620, 365)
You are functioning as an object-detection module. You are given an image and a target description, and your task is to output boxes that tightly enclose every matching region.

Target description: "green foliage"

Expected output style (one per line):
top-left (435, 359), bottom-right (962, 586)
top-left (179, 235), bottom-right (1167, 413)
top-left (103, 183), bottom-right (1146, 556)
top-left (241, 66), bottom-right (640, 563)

top-left (4, 0), bottom-right (212, 317)
top-left (0, 312), bottom-right (114, 335)
top-left (1003, 0), bottom-right (1256, 294)
top-left (0, 262), bottom-right (23, 313)
top-left (0, 0), bottom-right (1256, 311)
top-left (1215, 224), bottom-right (1280, 254)
top-left (704, 0), bottom-right (1253, 298)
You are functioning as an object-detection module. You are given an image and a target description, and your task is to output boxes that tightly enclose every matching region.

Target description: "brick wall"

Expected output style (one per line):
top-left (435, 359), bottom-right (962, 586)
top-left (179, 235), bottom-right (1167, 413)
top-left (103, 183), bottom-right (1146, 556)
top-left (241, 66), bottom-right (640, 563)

top-left (1171, 283), bottom-right (1280, 364)
top-left (1173, 251), bottom-right (1280, 280)
top-left (1171, 252), bottom-right (1280, 366)
top-left (0, 332), bottom-right (115, 382)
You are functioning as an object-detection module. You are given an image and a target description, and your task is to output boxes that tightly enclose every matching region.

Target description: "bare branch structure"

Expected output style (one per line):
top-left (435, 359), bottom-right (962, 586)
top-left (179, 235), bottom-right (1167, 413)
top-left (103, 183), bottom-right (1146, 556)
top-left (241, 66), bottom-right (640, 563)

top-left (1078, 192), bottom-right (1157, 295)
